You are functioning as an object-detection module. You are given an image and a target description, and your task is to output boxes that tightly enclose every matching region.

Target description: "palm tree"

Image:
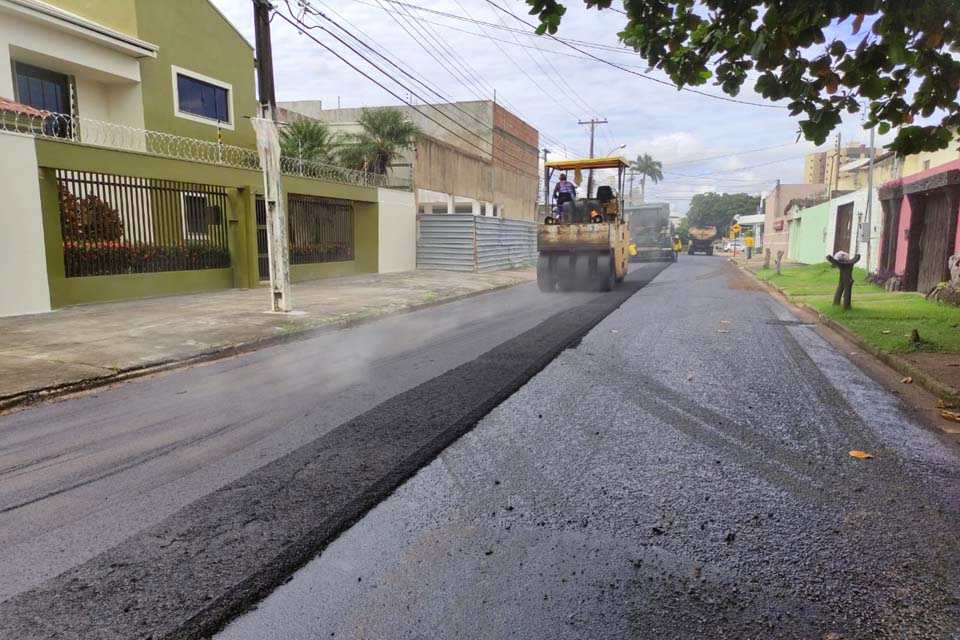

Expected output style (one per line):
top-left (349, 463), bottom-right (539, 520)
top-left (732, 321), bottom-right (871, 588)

top-left (630, 153), bottom-right (664, 203)
top-left (279, 119), bottom-right (340, 165)
top-left (338, 107), bottom-right (420, 175)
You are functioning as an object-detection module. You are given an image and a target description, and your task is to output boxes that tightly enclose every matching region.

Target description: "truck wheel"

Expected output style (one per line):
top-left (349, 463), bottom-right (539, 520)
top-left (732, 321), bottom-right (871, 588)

top-left (537, 255), bottom-right (556, 292)
top-left (706, 247), bottom-right (714, 256)
top-left (688, 248), bottom-right (694, 255)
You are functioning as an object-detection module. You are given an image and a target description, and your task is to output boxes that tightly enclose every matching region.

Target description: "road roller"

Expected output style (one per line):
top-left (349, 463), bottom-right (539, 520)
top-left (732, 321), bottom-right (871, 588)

top-left (538, 156), bottom-right (630, 292)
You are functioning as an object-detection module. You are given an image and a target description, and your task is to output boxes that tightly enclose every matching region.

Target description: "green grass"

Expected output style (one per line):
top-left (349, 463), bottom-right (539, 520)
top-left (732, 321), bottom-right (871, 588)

top-left (753, 263), bottom-right (960, 354)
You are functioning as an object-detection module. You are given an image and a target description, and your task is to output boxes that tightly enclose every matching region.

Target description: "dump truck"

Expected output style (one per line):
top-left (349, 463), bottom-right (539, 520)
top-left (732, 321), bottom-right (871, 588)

top-left (626, 202), bottom-right (673, 262)
top-left (688, 225), bottom-right (718, 255)
top-left (537, 157), bottom-right (630, 292)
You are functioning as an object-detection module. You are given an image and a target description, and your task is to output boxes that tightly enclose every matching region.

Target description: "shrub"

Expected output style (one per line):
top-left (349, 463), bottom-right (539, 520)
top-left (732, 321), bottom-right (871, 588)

top-left (60, 186), bottom-right (124, 242)
top-left (64, 241), bottom-right (230, 277)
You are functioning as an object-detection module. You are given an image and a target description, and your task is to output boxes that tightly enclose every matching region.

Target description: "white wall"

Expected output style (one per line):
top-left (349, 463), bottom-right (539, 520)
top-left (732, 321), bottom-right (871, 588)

top-left (824, 187), bottom-right (881, 272)
top-left (378, 188), bottom-right (416, 273)
top-left (0, 132), bottom-right (50, 316)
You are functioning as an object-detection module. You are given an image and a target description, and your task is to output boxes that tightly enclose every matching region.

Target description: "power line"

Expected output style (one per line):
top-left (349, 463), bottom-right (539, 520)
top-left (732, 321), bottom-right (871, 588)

top-left (485, 0), bottom-right (788, 110)
top-left (665, 142), bottom-right (800, 167)
top-left (664, 155), bottom-right (806, 178)
top-left (289, 0), bottom-right (550, 173)
top-left (273, 7), bottom-right (537, 177)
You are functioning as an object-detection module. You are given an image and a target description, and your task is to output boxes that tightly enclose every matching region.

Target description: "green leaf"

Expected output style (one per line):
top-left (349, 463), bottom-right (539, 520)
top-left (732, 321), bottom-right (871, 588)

top-left (878, 122), bottom-right (891, 135)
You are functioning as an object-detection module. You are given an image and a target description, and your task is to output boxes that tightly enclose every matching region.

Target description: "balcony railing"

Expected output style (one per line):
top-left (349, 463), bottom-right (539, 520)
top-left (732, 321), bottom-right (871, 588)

top-left (0, 110), bottom-right (412, 191)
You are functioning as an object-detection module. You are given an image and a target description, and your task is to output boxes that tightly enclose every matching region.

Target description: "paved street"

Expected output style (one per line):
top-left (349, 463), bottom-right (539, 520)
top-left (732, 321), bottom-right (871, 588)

top-left (0, 271), bottom-right (610, 602)
top-left (219, 256), bottom-right (960, 640)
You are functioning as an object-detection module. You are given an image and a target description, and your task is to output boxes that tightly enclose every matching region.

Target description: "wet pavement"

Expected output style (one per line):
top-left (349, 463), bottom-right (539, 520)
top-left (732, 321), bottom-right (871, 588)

top-left (219, 256), bottom-right (960, 640)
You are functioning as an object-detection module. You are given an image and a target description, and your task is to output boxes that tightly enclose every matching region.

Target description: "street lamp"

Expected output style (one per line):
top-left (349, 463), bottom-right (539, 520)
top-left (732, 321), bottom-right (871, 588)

top-left (606, 144), bottom-right (626, 156)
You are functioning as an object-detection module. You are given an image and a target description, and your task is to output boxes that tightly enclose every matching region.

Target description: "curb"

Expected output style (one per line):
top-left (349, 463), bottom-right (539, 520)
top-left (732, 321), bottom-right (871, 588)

top-left (733, 262), bottom-right (960, 405)
top-left (0, 278), bottom-right (530, 414)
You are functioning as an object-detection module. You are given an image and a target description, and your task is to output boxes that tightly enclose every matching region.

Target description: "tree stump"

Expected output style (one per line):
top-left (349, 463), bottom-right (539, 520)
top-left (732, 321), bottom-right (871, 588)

top-left (775, 250), bottom-right (784, 276)
top-left (826, 253), bottom-right (861, 310)
top-left (763, 248), bottom-right (771, 270)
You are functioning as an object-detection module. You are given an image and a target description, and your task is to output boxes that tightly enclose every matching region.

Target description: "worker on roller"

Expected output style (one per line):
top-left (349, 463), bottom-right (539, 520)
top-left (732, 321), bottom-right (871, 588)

top-left (553, 173), bottom-right (577, 207)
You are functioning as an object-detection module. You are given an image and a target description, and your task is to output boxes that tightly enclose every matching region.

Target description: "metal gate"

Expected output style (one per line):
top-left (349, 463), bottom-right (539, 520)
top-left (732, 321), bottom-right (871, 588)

top-left (833, 203), bottom-right (853, 254)
top-left (916, 190), bottom-right (952, 293)
top-left (255, 196), bottom-right (269, 281)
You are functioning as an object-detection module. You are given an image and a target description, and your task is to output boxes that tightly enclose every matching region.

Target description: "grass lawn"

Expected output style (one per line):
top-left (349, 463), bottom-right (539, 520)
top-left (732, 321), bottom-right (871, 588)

top-left (754, 263), bottom-right (960, 353)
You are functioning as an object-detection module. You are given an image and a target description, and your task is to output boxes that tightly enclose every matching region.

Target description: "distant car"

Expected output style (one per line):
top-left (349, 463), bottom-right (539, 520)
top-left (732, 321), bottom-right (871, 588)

top-left (722, 240), bottom-right (747, 253)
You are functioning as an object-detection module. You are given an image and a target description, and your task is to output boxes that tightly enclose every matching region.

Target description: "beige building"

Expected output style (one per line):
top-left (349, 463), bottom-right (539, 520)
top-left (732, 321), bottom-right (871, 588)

top-left (835, 144), bottom-right (960, 191)
top-left (804, 143), bottom-right (870, 185)
top-left (761, 181), bottom-right (827, 257)
top-left (279, 100), bottom-right (540, 222)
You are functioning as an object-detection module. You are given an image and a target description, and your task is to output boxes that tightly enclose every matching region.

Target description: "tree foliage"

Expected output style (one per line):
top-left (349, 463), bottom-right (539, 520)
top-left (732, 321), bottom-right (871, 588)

top-left (674, 217), bottom-right (691, 243)
top-left (685, 192), bottom-right (760, 234)
top-left (280, 119), bottom-right (340, 165)
top-left (339, 108), bottom-right (421, 175)
top-left (629, 153), bottom-right (664, 200)
top-left (525, 0), bottom-right (960, 155)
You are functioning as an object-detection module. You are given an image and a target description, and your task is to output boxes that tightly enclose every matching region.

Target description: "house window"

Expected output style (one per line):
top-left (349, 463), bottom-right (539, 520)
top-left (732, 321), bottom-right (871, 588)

top-left (14, 62), bottom-right (70, 115)
top-left (182, 193), bottom-right (218, 238)
top-left (172, 66), bottom-right (233, 128)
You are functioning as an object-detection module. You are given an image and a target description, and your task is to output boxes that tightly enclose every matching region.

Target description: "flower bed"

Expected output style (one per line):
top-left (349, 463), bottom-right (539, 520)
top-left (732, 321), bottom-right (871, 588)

top-left (64, 241), bottom-right (230, 277)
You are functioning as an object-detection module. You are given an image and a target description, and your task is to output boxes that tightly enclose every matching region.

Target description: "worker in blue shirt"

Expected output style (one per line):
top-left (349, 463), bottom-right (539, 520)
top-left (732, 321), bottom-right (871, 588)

top-left (553, 173), bottom-right (577, 207)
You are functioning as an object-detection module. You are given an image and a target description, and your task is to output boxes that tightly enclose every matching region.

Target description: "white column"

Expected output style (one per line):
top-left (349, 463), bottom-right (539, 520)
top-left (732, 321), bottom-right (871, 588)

top-left (447, 193), bottom-right (456, 215)
top-left (472, 200), bottom-right (481, 216)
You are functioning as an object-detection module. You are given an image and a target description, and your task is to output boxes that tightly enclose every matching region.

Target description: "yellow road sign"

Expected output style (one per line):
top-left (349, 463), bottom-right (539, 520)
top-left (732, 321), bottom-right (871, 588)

top-left (731, 223), bottom-right (742, 234)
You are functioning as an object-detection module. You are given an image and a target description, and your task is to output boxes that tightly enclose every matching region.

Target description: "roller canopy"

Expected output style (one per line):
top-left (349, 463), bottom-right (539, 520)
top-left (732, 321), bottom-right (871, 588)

top-left (544, 157), bottom-right (629, 171)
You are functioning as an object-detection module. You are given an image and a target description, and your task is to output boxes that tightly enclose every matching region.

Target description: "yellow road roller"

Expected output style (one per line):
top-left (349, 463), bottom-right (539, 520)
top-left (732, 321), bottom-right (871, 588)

top-left (538, 156), bottom-right (630, 292)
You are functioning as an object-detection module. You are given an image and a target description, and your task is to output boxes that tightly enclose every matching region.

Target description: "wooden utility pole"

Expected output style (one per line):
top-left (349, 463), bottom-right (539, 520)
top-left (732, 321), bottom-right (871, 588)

top-left (864, 125), bottom-right (876, 273)
top-left (253, 0), bottom-right (292, 312)
top-left (578, 118), bottom-right (607, 198)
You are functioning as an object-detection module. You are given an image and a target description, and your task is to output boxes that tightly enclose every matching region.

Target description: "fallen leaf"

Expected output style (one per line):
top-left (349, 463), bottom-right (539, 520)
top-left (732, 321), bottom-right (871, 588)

top-left (720, 320), bottom-right (732, 324)
top-left (937, 399), bottom-right (956, 409)
top-left (848, 450), bottom-right (874, 459)
top-left (940, 410), bottom-right (960, 423)
top-left (610, 330), bottom-right (619, 334)
top-left (881, 330), bottom-right (892, 335)
top-left (901, 376), bottom-right (913, 384)
top-left (717, 329), bottom-right (730, 334)
top-left (687, 373), bottom-right (694, 381)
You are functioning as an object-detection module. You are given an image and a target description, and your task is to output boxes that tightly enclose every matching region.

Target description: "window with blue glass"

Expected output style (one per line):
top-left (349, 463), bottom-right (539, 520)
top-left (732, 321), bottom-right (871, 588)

top-left (176, 74), bottom-right (230, 124)
top-left (14, 62), bottom-right (70, 115)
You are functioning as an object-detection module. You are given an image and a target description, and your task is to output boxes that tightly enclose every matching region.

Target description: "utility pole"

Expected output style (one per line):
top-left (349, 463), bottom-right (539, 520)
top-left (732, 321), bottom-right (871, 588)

top-left (542, 148), bottom-right (550, 218)
top-left (253, 0), bottom-right (292, 312)
top-left (864, 124), bottom-right (876, 273)
top-left (578, 118), bottom-right (607, 198)
top-left (628, 170), bottom-right (635, 206)
top-left (826, 132), bottom-right (841, 204)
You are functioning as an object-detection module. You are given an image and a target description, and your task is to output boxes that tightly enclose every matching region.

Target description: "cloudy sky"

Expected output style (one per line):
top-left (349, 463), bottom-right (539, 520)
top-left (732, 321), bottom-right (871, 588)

top-left (211, 0), bottom-right (891, 215)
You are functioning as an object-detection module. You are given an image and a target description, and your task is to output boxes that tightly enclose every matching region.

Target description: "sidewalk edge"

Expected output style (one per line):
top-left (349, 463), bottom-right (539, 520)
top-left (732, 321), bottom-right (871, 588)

top-left (0, 279), bottom-right (528, 413)
top-left (734, 262), bottom-right (960, 405)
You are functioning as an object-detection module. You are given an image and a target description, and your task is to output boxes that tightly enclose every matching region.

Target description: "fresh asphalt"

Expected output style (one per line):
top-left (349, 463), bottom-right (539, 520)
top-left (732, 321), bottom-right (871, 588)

top-left (0, 262), bottom-right (669, 639)
top-left (217, 256), bottom-right (960, 640)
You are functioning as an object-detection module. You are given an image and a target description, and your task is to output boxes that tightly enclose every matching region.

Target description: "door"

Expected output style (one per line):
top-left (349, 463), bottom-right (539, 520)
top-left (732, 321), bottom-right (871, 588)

top-left (833, 203), bottom-right (853, 254)
top-left (916, 191), bottom-right (952, 293)
top-left (880, 199), bottom-right (901, 272)
top-left (255, 196), bottom-right (269, 282)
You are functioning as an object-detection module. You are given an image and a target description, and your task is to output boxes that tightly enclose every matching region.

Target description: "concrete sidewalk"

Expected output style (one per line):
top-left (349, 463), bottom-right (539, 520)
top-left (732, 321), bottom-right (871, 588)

top-left (0, 269), bottom-right (534, 407)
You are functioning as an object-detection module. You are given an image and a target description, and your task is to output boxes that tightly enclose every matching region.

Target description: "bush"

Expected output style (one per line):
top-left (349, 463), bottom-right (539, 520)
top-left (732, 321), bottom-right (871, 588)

top-left (60, 187), bottom-right (124, 242)
top-left (64, 241), bottom-right (230, 277)
top-left (289, 242), bottom-right (353, 264)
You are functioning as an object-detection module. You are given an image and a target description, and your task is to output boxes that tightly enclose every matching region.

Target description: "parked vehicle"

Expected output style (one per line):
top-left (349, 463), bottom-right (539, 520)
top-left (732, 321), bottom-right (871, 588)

top-left (688, 226), bottom-right (718, 255)
top-left (626, 202), bottom-right (673, 262)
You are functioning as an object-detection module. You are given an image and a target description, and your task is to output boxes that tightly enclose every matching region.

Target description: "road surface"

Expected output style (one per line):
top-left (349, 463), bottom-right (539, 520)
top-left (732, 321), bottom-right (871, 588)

top-left (219, 256), bottom-right (960, 640)
top-left (0, 264), bottom-right (663, 604)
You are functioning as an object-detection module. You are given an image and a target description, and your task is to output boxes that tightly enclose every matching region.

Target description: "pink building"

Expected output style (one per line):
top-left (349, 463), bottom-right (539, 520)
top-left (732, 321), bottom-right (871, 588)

top-left (877, 160), bottom-right (960, 293)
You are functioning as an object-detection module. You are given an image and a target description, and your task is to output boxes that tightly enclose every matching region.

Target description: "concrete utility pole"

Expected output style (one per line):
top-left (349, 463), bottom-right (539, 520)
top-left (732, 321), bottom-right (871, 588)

top-left (542, 148), bottom-right (550, 217)
top-left (864, 124), bottom-right (876, 274)
top-left (253, 0), bottom-right (292, 312)
top-left (578, 118), bottom-right (607, 198)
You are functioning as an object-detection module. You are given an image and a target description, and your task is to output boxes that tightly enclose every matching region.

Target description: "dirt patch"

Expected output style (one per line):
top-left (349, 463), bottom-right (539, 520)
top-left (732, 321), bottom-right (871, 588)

top-left (727, 264), bottom-right (765, 291)
top-left (901, 352), bottom-right (960, 393)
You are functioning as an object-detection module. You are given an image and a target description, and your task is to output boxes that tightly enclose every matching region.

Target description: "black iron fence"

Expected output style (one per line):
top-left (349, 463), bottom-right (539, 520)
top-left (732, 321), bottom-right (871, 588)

top-left (56, 170), bottom-right (231, 277)
top-left (288, 194), bottom-right (354, 264)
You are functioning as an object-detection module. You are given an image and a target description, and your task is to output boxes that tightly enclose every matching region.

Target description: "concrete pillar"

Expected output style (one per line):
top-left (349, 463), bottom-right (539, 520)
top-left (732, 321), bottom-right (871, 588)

top-left (446, 193), bottom-right (455, 216)
top-left (472, 200), bottom-right (481, 216)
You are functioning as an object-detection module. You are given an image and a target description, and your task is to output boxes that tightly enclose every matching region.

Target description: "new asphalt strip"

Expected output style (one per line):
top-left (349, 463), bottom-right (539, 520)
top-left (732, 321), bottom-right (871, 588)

top-left (0, 264), bottom-right (669, 640)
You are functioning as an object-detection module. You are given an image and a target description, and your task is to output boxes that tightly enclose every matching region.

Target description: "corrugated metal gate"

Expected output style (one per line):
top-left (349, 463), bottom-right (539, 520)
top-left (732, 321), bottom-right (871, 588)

top-left (417, 215), bottom-right (537, 272)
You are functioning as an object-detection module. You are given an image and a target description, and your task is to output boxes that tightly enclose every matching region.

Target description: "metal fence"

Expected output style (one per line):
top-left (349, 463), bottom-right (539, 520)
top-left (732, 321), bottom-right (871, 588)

top-left (288, 194), bottom-right (354, 264)
top-left (57, 170), bottom-right (231, 277)
top-left (417, 214), bottom-right (537, 272)
top-left (2, 110), bottom-right (411, 191)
